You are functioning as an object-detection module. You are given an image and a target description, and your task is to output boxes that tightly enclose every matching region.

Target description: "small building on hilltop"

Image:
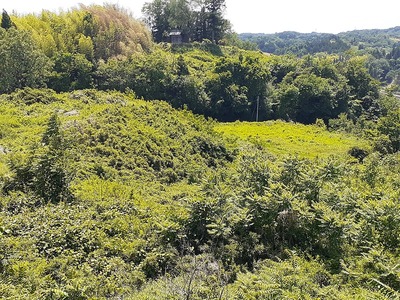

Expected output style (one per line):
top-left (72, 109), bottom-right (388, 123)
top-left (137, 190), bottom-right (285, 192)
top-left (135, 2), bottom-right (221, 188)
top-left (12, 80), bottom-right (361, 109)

top-left (169, 30), bottom-right (182, 44)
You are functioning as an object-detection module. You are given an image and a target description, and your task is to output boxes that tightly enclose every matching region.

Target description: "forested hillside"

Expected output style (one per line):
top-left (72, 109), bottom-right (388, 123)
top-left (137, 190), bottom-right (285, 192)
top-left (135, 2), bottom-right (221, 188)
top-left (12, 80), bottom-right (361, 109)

top-left (239, 27), bottom-right (400, 86)
top-left (239, 32), bottom-right (351, 55)
top-left (1, 6), bottom-right (399, 124)
top-left (0, 3), bottom-right (399, 299)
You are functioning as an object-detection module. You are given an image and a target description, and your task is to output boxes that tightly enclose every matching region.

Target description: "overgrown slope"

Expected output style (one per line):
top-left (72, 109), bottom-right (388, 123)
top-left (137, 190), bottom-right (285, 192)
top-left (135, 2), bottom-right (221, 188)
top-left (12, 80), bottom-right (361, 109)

top-left (0, 89), bottom-right (231, 298)
top-left (0, 89), bottom-right (399, 299)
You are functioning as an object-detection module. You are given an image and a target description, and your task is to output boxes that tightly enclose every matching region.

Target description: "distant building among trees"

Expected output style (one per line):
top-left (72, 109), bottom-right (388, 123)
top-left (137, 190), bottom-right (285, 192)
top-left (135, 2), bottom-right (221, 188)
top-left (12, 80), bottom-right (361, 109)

top-left (142, 0), bottom-right (230, 44)
top-left (169, 30), bottom-right (182, 44)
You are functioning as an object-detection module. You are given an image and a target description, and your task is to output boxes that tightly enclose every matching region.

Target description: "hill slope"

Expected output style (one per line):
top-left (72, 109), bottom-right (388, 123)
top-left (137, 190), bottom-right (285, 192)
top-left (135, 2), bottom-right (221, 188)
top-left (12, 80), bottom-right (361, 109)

top-left (0, 89), bottom-right (399, 299)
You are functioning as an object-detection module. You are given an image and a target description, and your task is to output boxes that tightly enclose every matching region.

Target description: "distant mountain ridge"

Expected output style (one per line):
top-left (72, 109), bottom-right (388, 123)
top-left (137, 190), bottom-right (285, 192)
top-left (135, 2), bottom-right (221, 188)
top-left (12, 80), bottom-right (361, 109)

top-left (239, 26), bottom-right (400, 55)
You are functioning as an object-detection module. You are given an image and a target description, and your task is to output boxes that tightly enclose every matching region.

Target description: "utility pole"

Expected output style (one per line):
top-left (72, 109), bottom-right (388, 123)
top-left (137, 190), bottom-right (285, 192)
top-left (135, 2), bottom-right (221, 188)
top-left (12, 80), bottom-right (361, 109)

top-left (256, 96), bottom-right (259, 122)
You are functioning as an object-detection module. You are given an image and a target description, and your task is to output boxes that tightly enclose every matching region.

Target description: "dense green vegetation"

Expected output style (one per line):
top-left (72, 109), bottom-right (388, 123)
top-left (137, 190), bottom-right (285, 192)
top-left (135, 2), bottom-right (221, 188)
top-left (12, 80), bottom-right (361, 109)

top-left (239, 32), bottom-right (351, 56)
top-left (0, 5), bottom-right (152, 94)
top-left (1, 6), bottom-right (398, 124)
top-left (50, 41), bottom-right (390, 124)
top-left (0, 90), bottom-right (230, 298)
top-left (239, 27), bottom-right (400, 86)
top-left (142, 0), bottom-right (230, 43)
top-left (0, 4), bottom-right (400, 299)
top-left (0, 89), bottom-right (398, 299)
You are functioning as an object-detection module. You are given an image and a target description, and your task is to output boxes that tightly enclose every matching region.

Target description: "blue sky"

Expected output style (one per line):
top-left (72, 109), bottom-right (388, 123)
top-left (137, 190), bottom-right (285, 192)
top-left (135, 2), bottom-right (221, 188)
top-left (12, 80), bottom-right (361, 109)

top-left (3, 0), bottom-right (400, 34)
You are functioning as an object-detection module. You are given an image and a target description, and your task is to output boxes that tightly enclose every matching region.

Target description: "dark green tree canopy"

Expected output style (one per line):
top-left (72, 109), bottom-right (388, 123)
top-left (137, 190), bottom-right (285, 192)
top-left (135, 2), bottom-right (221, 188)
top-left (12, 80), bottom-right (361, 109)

top-left (0, 28), bottom-right (50, 93)
top-left (142, 0), bottom-right (230, 43)
top-left (1, 9), bottom-right (14, 29)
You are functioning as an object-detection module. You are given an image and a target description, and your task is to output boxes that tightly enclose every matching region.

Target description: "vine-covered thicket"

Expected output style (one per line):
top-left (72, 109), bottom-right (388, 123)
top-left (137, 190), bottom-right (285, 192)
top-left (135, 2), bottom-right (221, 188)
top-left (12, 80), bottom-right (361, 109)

top-left (0, 4), bottom-right (399, 299)
top-left (0, 90), bottom-right (398, 299)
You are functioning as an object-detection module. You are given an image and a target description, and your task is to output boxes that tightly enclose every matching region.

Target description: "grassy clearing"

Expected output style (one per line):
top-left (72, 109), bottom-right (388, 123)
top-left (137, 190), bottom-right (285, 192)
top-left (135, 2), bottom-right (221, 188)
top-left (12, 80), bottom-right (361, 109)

top-left (214, 120), bottom-right (371, 159)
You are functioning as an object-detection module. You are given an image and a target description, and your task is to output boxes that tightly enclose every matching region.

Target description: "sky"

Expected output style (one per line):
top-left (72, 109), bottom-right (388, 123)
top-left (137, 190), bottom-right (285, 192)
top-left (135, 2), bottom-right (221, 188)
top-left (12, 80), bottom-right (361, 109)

top-left (2, 0), bottom-right (400, 34)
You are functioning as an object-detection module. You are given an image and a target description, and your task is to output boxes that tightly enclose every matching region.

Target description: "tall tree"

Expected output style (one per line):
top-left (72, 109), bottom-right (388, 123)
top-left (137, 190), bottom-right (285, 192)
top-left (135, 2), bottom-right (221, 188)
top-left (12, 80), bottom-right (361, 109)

top-left (35, 113), bottom-right (73, 203)
top-left (168, 0), bottom-right (194, 41)
top-left (143, 0), bottom-right (171, 42)
top-left (142, 0), bottom-right (230, 43)
top-left (1, 9), bottom-right (13, 29)
top-left (0, 28), bottom-right (50, 93)
top-left (204, 0), bottom-right (227, 43)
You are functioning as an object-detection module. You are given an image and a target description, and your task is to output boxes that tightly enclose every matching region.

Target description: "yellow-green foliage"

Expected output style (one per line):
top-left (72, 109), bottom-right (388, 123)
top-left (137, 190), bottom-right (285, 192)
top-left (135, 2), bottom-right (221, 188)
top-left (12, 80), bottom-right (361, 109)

top-left (173, 43), bottom-right (271, 79)
top-left (226, 255), bottom-right (396, 300)
top-left (83, 4), bottom-right (153, 57)
top-left (0, 89), bottom-right (398, 299)
top-left (215, 120), bottom-right (371, 159)
top-left (11, 4), bottom-right (152, 59)
top-left (0, 89), bottom-right (231, 298)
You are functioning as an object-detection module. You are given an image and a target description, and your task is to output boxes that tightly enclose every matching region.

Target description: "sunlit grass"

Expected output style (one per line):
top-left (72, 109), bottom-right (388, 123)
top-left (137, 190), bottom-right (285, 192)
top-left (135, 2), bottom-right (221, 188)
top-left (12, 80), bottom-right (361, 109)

top-left (215, 120), bottom-right (371, 159)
